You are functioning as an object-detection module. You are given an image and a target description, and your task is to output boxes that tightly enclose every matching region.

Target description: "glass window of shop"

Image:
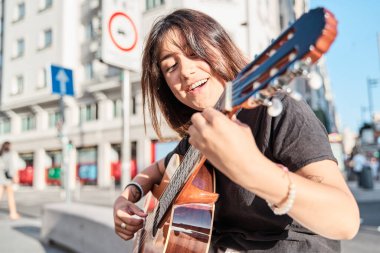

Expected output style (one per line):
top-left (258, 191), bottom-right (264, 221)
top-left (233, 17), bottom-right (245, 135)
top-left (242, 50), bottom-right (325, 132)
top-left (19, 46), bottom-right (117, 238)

top-left (46, 150), bottom-right (62, 185)
top-left (18, 152), bottom-right (34, 186)
top-left (110, 142), bottom-right (138, 184)
top-left (77, 147), bottom-right (98, 185)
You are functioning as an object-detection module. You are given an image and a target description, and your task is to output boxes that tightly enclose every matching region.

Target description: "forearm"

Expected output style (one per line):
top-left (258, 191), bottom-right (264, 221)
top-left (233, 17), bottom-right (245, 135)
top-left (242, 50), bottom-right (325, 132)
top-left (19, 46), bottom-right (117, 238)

top-left (234, 156), bottom-right (360, 240)
top-left (287, 175), bottom-right (359, 240)
top-left (121, 159), bottom-right (165, 202)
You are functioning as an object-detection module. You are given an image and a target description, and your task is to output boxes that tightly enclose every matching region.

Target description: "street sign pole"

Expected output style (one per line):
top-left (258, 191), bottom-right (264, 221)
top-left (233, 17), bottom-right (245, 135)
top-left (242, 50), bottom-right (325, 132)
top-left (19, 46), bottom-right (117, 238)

top-left (101, 0), bottom-right (141, 189)
top-left (59, 96), bottom-right (71, 203)
top-left (121, 70), bottom-right (131, 189)
top-left (58, 82), bottom-right (71, 204)
top-left (52, 65), bottom-right (74, 204)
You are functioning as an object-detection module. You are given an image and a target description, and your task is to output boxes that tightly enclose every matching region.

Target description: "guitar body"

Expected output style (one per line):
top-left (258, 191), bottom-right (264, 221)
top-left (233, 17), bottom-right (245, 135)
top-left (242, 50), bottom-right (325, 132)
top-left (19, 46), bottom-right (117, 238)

top-left (134, 154), bottom-right (219, 253)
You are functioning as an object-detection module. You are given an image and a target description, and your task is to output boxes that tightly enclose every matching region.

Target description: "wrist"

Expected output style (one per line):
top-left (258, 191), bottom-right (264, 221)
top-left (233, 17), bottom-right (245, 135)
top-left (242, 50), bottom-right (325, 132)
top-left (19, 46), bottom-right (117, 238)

top-left (123, 182), bottom-right (144, 203)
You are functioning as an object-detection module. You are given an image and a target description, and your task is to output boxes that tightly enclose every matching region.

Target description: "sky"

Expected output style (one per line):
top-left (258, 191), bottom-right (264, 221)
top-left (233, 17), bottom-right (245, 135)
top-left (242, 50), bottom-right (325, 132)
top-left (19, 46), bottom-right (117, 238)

top-left (309, 0), bottom-right (380, 132)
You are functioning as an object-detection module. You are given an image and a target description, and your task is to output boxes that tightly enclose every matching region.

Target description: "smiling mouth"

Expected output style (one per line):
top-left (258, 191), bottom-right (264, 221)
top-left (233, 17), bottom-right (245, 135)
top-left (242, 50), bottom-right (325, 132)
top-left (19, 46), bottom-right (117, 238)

top-left (188, 78), bottom-right (208, 91)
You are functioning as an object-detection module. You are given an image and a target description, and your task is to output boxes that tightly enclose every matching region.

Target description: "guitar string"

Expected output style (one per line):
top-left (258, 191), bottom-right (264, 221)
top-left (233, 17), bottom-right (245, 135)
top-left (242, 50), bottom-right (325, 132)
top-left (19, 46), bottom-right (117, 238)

top-left (136, 146), bottom-right (203, 248)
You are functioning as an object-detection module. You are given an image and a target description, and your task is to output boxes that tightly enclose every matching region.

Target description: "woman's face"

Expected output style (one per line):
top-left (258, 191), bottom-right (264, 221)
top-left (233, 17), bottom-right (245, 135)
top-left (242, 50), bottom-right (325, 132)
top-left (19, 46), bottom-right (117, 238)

top-left (158, 29), bottom-right (225, 111)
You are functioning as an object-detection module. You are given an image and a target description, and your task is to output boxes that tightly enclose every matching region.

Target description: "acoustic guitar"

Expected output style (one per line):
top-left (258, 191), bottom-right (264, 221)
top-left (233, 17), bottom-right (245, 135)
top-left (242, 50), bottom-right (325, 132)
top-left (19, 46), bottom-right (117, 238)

top-left (133, 7), bottom-right (337, 253)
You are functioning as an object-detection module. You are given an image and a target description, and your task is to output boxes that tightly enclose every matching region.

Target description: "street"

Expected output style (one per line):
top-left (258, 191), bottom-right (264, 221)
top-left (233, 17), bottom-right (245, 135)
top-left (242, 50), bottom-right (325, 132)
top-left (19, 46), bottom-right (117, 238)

top-left (0, 183), bottom-right (379, 253)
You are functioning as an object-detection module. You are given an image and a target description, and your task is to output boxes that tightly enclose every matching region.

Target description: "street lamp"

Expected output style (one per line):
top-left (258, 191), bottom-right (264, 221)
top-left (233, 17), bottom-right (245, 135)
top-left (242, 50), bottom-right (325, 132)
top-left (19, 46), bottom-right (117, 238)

top-left (367, 77), bottom-right (378, 122)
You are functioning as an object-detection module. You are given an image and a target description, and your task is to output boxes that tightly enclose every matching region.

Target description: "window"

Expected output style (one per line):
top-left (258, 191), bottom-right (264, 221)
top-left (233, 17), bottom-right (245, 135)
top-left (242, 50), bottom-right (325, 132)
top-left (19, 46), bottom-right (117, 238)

top-left (85, 22), bottom-right (95, 40)
top-left (132, 96), bottom-right (137, 115)
top-left (48, 111), bottom-right (61, 128)
top-left (80, 103), bottom-right (98, 122)
top-left (13, 2), bottom-right (25, 22)
top-left (44, 29), bottom-right (52, 47)
top-left (21, 114), bottom-right (36, 131)
top-left (107, 65), bottom-right (120, 77)
top-left (39, 0), bottom-right (53, 11)
top-left (146, 0), bottom-right (165, 10)
top-left (39, 29), bottom-right (52, 49)
top-left (37, 68), bottom-right (47, 88)
top-left (13, 38), bottom-right (25, 58)
top-left (12, 75), bottom-right (24, 95)
top-left (84, 62), bottom-right (94, 80)
top-left (0, 118), bottom-right (11, 134)
top-left (113, 99), bottom-right (122, 118)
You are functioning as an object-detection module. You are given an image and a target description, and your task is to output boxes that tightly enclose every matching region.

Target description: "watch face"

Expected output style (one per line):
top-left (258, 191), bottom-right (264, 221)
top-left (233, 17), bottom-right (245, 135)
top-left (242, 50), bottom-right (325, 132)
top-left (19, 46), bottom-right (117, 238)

top-left (108, 12), bottom-right (138, 51)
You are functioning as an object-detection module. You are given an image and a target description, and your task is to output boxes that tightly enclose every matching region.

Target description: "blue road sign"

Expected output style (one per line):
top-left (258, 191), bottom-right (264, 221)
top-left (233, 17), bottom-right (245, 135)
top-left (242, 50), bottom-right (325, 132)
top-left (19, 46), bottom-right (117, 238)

top-left (51, 65), bottom-right (74, 96)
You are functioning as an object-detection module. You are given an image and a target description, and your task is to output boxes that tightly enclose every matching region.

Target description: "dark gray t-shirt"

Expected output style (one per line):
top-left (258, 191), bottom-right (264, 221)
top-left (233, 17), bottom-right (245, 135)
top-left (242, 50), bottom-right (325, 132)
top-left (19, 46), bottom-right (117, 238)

top-left (165, 93), bottom-right (340, 252)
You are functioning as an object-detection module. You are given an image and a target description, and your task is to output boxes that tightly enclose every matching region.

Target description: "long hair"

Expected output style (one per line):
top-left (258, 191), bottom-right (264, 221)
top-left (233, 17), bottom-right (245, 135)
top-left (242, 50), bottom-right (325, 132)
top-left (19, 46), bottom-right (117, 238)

top-left (0, 141), bottom-right (10, 156)
top-left (141, 9), bottom-right (247, 139)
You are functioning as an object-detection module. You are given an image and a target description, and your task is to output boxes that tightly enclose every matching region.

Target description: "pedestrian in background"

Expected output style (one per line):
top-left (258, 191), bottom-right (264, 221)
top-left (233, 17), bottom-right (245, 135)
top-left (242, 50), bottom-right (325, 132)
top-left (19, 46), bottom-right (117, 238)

top-left (0, 141), bottom-right (21, 220)
top-left (113, 8), bottom-right (359, 252)
top-left (369, 156), bottom-right (379, 180)
top-left (352, 152), bottom-right (366, 180)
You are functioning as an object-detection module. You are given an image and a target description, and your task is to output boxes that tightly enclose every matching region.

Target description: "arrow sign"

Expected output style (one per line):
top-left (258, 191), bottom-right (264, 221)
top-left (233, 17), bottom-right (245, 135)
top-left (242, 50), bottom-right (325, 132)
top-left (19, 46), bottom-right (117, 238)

top-left (51, 65), bottom-right (74, 96)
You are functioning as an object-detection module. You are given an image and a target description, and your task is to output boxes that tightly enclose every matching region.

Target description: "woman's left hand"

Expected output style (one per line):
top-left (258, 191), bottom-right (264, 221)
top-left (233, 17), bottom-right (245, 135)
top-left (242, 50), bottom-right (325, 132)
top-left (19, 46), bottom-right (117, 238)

top-left (188, 108), bottom-right (261, 182)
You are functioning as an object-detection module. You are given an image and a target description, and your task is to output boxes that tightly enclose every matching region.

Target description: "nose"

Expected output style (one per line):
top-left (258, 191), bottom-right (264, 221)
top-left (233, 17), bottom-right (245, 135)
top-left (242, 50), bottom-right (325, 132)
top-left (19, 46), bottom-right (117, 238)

top-left (180, 56), bottom-right (196, 79)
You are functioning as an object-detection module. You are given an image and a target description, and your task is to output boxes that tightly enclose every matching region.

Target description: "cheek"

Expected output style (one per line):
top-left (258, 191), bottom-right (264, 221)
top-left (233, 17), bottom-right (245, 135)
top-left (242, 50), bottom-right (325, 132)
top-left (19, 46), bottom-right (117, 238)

top-left (165, 76), bottom-right (183, 94)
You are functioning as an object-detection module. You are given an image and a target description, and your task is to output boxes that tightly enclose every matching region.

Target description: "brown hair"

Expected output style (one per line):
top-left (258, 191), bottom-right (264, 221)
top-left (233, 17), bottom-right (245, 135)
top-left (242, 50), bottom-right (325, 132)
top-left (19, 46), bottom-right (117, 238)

top-left (0, 141), bottom-right (10, 156)
top-left (141, 9), bottom-right (247, 139)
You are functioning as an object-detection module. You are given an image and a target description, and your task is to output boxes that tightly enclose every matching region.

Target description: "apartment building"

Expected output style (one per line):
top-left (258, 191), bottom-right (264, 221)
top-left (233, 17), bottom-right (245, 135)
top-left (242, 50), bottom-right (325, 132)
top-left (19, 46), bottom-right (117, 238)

top-left (0, 0), bottom-right (335, 190)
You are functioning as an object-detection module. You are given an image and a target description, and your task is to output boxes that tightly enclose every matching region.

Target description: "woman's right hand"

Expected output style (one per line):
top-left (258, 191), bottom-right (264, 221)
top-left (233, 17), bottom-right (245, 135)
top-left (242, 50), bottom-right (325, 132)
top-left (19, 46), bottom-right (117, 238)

top-left (113, 195), bottom-right (148, 241)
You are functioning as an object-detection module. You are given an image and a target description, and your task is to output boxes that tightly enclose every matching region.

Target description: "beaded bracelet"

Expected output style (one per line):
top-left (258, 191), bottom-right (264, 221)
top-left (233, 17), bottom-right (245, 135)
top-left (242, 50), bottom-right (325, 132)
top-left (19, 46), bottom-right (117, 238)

top-left (266, 166), bottom-right (296, 215)
top-left (124, 182), bottom-right (144, 202)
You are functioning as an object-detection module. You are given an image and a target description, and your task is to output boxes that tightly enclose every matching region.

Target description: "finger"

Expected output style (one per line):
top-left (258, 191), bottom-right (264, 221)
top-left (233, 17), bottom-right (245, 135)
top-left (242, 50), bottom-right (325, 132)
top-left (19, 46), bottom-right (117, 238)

top-left (202, 107), bottom-right (225, 125)
top-left (116, 206), bottom-right (146, 220)
top-left (190, 112), bottom-right (208, 130)
top-left (115, 217), bottom-right (144, 231)
top-left (116, 229), bottom-right (134, 241)
top-left (115, 225), bottom-right (135, 237)
top-left (116, 212), bottom-right (146, 227)
top-left (115, 222), bottom-right (141, 235)
top-left (127, 204), bottom-right (148, 217)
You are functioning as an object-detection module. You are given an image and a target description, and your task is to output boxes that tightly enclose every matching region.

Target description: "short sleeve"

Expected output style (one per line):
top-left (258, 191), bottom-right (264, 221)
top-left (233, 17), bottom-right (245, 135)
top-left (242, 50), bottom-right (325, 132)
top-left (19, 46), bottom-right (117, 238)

top-left (271, 95), bottom-right (337, 172)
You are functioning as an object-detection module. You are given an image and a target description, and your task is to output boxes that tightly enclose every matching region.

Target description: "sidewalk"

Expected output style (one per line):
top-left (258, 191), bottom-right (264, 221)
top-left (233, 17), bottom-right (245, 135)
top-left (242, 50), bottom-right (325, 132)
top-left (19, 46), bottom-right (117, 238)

top-left (347, 180), bottom-right (380, 203)
top-left (1, 183), bottom-right (380, 253)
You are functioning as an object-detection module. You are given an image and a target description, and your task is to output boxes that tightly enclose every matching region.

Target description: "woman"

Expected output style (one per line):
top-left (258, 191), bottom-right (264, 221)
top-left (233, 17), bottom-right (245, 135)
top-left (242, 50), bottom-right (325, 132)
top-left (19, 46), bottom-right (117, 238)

top-left (0, 141), bottom-right (21, 220)
top-left (113, 9), bottom-right (359, 252)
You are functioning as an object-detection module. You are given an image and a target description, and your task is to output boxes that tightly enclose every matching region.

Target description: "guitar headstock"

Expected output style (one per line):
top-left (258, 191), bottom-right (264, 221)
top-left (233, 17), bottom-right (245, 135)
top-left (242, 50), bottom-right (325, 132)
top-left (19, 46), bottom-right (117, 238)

top-left (223, 8), bottom-right (337, 116)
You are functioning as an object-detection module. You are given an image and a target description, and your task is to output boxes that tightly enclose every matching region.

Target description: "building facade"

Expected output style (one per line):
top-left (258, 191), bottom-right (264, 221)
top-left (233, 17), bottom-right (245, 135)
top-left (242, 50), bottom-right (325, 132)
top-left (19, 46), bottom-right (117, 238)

top-left (0, 0), bottom-right (337, 190)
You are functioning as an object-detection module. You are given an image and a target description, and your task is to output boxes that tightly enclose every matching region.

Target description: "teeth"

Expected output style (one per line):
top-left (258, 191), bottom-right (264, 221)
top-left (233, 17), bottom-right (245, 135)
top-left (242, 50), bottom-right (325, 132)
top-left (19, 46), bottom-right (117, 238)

top-left (190, 79), bottom-right (207, 90)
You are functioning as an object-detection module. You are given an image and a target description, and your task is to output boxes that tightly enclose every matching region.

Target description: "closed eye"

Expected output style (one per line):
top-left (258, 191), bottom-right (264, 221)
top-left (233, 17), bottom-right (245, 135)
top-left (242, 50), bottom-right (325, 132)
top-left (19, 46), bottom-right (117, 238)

top-left (166, 63), bottom-right (177, 73)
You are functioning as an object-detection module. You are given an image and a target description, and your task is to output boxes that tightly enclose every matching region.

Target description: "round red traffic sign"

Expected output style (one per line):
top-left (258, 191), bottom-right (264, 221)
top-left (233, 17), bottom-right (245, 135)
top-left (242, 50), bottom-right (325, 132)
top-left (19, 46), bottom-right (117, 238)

top-left (108, 12), bottom-right (138, 52)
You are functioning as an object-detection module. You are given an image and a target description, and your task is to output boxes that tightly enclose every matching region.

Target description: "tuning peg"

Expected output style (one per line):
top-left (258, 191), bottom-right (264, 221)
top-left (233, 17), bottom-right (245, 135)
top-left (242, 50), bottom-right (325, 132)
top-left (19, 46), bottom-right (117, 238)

top-left (291, 60), bottom-right (311, 76)
top-left (289, 91), bottom-right (302, 101)
top-left (307, 72), bottom-right (323, 90)
top-left (265, 97), bottom-right (283, 117)
top-left (281, 85), bottom-right (302, 101)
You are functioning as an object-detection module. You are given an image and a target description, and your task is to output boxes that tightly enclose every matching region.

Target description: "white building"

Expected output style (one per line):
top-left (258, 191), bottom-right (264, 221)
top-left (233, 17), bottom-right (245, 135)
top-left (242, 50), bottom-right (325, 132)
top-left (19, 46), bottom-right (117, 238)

top-left (0, 0), bottom-right (335, 191)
